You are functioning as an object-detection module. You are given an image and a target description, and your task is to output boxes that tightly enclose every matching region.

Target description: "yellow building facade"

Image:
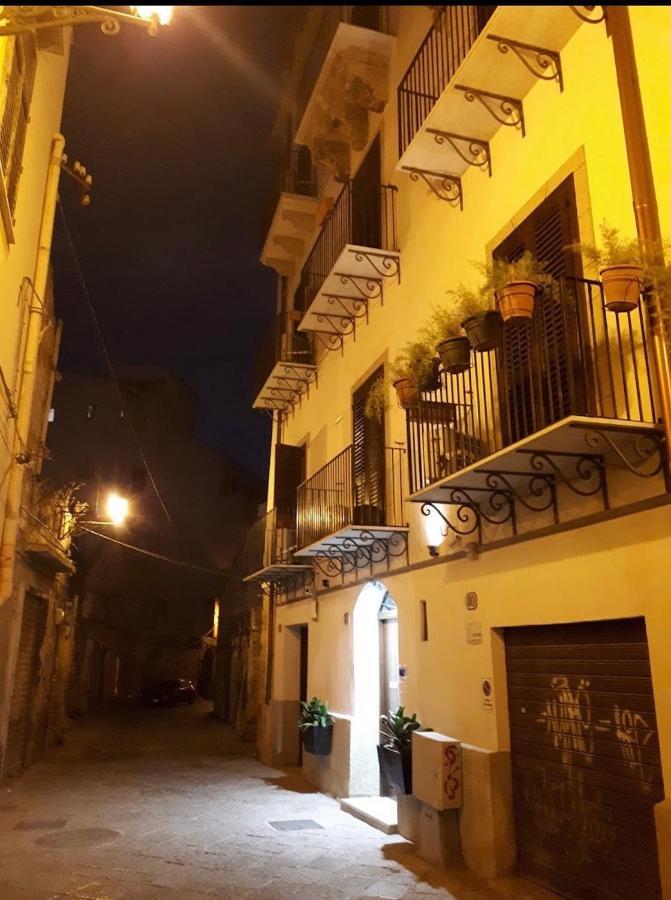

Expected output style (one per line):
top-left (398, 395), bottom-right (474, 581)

top-left (252, 7), bottom-right (671, 899)
top-left (0, 23), bottom-right (72, 775)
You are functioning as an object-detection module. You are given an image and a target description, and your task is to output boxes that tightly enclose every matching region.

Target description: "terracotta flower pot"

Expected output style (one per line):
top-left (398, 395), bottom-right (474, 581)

top-left (600, 264), bottom-right (644, 313)
top-left (436, 336), bottom-right (470, 374)
top-left (462, 311), bottom-right (503, 352)
top-left (497, 281), bottom-right (537, 321)
top-left (393, 377), bottom-right (419, 410)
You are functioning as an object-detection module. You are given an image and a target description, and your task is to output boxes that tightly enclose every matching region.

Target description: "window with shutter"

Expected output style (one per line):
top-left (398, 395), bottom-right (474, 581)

top-left (352, 366), bottom-right (385, 526)
top-left (273, 443), bottom-right (305, 528)
top-left (494, 176), bottom-right (584, 443)
top-left (351, 135), bottom-right (381, 249)
top-left (0, 35), bottom-right (37, 217)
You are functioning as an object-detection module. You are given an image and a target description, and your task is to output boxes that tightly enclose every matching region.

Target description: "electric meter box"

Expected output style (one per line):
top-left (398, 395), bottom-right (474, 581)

top-left (412, 731), bottom-right (462, 810)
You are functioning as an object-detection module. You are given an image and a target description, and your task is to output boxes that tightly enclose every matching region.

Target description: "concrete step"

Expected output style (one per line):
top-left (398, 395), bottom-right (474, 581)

top-left (339, 795), bottom-right (398, 834)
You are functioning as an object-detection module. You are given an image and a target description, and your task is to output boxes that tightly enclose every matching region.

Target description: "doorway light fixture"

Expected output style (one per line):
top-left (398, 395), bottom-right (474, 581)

top-left (0, 5), bottom-right (174, 38)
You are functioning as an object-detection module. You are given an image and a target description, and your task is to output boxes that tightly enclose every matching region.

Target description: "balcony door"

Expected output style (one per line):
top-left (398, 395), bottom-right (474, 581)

top-left (351, 135), bottom-right (381, 249)
top-left (493, 176), bottom-right (585, 444)
top-left (273, 443), bottom-right (305, 560)
top-left (352, 366), bottom-right (385, 526)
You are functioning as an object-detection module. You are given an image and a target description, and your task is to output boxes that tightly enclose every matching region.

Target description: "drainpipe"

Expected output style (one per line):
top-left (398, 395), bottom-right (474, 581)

top-left (606, 7), bottom-right (671, 459)
top-left (0, 133), bottom-right (65, 607)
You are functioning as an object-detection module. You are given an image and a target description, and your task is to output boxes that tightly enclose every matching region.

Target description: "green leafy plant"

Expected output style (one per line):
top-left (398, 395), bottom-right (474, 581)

top-left (420, 303), bottom-right (464, 348)
top-left (570, 223), bottom-right (642, 269)
top-left (364, 375), bottom-right (387, 423)
top-left (391, 339), bottom-right (436, 387)
top-left (298, 697), bottom-right (334, 731)
top-left (476, 250), bottom-right (553, 295)
top-left (380, 706), bottom-right (421, 753)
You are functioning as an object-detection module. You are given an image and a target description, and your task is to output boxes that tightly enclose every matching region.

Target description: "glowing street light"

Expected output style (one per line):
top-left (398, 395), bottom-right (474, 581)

top-left (106, 492), bottom-right (130, 526)
top-left (0, 6), bottom-right (175, 38)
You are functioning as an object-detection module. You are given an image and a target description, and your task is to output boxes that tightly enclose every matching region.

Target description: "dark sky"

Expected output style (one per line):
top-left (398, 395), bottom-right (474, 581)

top-left (52, 5), bottom-right (303, 480)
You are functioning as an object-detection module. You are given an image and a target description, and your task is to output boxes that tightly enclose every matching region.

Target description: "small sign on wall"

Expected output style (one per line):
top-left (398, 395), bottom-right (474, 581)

top-left (465, 591), bottom-right (478, 610)
top-left (466, 622), bottom-right (482, 645)
top-left (482, 677), bottom-right (494, 711)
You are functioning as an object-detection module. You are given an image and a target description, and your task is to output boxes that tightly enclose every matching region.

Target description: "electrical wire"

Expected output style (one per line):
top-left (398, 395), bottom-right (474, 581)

top-left (79, 524), bottom-right (229, 577)
top-left (56, 199), bottom-right (174, 526)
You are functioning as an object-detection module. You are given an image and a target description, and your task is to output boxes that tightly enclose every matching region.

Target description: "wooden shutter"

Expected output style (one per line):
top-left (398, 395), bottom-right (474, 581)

top-left (0, 35), bottom-right (37, 214)
top-left (494, 176), bottom-right (583, 442)
top-left (352, 366), bottom-right (385, 525)
top-left (273, 443), bottom-right (305, 527)
top-left (505, 618), bottom-right (663, 900)
top-left (351, 135), bottom-right (381, 248)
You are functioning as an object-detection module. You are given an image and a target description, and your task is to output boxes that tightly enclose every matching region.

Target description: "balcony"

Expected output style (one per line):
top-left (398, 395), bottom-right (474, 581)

top-left (243, 507), bottom-right (313, 596)
top-left (397, 6), bottom-right (587, 205)
top-left (295, 6), bottom-right (395, 180)
top-left (295, 445), bottom-right (408, 577)
top-left (296, 181), bottom-right (399, 354)
top-left (252, 313), bottom-right (316, 416)
top-left (406, 278), bottom-right (666, 537)
top-left (261, 147), bottom-right (320, 278)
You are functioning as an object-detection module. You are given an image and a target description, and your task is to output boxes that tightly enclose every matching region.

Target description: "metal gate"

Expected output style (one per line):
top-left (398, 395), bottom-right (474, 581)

top-left (505, 618), bottom-right (664, 899)
top-left (5, 592), bottom-right (47, 776)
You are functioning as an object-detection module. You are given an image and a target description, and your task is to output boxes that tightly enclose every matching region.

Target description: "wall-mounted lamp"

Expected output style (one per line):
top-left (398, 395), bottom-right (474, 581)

top-left (427, 545), bottom-right (439, 558)
top-left (0, 5), bottom-right (174, 38)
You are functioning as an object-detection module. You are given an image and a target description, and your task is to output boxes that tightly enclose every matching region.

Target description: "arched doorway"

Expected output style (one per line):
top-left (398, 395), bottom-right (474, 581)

top-left (351, 580), bottom-right (399, 797)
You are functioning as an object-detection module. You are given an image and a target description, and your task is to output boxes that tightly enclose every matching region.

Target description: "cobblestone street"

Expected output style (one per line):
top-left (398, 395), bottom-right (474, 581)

top-left (0, 703), bottom-right (552, 899)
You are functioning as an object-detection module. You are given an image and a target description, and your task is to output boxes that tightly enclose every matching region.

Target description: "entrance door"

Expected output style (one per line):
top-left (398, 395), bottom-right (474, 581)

top-left (5, 592), bottom-right (48, 776)
top-left (505, 618), bottom-right (663, 899)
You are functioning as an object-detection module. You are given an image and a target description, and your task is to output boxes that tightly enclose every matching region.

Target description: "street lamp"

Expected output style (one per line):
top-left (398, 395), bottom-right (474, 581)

top-left (0, 6), bottom-right (174, 38)
top-left (81, 492), bottom-right (130, 527)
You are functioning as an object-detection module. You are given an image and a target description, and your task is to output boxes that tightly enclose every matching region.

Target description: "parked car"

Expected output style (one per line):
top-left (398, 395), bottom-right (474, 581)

top-left (142, 678), bottom-right (196, 708)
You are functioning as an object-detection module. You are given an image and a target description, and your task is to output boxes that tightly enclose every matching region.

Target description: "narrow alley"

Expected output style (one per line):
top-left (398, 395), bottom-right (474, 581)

top-left (0, 704), bottom-right (551, 900)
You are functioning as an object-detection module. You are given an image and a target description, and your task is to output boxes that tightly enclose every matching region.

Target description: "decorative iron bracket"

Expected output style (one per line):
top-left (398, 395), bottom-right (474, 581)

top-left (335, 273), bottom-right (383, 301)
top-left (440, 485), bottom-right (516, 532)
top-left (480, 469), bottom-right (558, 523)
top-left (314, 312), bottom-right (355, 337)
top-left (569, 6), bottom-right (605, 23)
top-left (454, 85), bottom-right (525, 136)
top-left (582, 428), bottom-right (665, 480)
top-left (426, 128), bottom-right (492, 176)
top-left (401, 166), bottom-right (463, 208)
top-left (312, 529), bottom-right (408, 580)
top-left (518, 448), bottom-right (608, 509)
top-left (313, 331), bottom-right (344, 356)
top-left (346, 249), bottom-right (400, 283)
top-left (487, 35), bottom-right (563, 91)
top-left (324, 294), bottom-right (369, 324)
top-left (421, 501), bottom-right (481, 541)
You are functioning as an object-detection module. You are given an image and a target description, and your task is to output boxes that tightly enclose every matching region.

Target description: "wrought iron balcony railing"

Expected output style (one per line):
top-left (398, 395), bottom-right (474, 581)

top-left (297, 181), bottom-right (398, 313)
top-left (397, 5), bottom-right (495, 157)
top-left (243, 506), bottom-right (298, 574)
top-left (406, 277), bottom-right (659, 495)
top-left (253, 312), bottom-right (314, 399)
top-left (297, 444), bottom-right (405, 551)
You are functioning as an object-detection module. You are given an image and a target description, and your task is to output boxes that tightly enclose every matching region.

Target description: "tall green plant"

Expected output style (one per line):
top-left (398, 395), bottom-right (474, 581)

top-left (380, 706), bottom-right (421, 752)
top-left (364, 375), bottom-right (387, 422)
top-left (476, 250), bottom-right (553, 295)
top-left (391, 339), bottom-right (436, 387)
top-left (298, 697), bottom-right (334, 731)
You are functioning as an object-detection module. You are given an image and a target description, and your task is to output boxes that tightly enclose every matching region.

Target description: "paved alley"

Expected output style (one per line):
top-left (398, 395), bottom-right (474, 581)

top-left (0, 703), bottom-right (553, 900)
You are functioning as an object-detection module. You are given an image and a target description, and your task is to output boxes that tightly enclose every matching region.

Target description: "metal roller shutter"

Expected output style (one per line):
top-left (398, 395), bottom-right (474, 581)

top-left (5, 592), bottom-right (47, 776)
top-left (505, 617), bottom-right (663, 899)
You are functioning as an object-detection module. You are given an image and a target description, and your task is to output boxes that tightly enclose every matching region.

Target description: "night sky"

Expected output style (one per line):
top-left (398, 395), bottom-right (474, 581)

top-left (52, 5), bottom-right (303, 480)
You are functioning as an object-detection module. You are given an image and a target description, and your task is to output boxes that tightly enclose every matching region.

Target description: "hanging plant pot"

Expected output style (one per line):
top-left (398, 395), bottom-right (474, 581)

top-left (436, 336), bottom-right (470, 374)
top-left (497, 281), bottom-right (537, 322)
top-left (462, 310), bottom-right (503, 352)
top-left (418, 357), bottom-right (441, 392)
top-left (600, 264), bottom-right (644, 313)
top-left (377, 745), bottom-right (412, 796)
top-left (302, 724), bottom-right (333, 756)
top-left (393, 377), bottom-right (419, 410)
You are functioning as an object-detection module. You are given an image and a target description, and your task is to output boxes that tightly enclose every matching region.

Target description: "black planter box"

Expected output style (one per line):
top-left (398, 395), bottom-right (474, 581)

top-left (302, 724), bottom-right (333, 756)
top-left (377, 744), bottom-right (412, 795)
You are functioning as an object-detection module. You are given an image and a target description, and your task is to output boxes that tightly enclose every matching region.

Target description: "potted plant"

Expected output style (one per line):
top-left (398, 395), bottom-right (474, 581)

top-left (422, 305), bottom-right (471, 374)
top-left (479, 251), bottom-right (552, 322)
top-left (377, 706), bottom-right (421, 795)
top-left (364, 375), bottom-right (387, 423)
top-left (449, 283), bottom-right (502, 352)
top-left (570, 223), bottom-right (645, 313)
top-left (391, 340), bottom-right (439, 409)
top-left (299, 697), bottom-right (335, 756)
